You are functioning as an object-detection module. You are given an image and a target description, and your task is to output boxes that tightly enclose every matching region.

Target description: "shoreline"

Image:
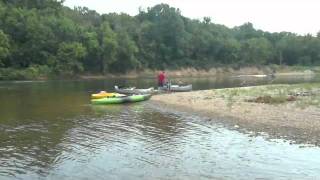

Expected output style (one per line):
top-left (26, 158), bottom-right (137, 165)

top-left (1, 65), bottom-right (317, 81)
top-left (151, 86), bottom-right (320, 145)
top-left (80, 66), bottom-right (317, 80)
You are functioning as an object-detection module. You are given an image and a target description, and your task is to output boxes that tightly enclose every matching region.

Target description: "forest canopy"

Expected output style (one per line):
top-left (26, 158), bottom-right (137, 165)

top-left (0, 0), bottom-right (319, 79)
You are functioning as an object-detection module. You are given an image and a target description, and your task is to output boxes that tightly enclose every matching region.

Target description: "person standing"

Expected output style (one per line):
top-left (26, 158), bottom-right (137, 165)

top-left (157, 71), bottom-right (166, 87)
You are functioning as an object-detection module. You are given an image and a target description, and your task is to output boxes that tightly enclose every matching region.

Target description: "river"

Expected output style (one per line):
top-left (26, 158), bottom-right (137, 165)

top-left (1, 75), bottom-right (320, 179)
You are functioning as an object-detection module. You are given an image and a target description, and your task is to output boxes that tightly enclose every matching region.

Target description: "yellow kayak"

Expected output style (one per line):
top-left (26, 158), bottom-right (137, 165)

top-left (91, 91), bottom-right (125, 99)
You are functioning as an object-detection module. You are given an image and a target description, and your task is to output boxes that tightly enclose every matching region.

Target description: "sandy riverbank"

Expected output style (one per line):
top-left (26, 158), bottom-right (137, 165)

top-left (151, 86), bottom-right (320, 145)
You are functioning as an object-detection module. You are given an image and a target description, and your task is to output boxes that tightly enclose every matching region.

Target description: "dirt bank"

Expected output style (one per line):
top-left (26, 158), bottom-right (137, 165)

top-left (151, 86), bottom-right (320, 145)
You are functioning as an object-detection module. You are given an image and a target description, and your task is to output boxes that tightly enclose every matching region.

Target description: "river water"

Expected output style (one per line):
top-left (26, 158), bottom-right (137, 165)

top-left (1, 75), bottom-right (320, 179)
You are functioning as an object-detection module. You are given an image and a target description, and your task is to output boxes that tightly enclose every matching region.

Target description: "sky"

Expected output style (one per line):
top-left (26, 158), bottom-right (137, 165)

top-left (64, 0), bottom-right (320, 35)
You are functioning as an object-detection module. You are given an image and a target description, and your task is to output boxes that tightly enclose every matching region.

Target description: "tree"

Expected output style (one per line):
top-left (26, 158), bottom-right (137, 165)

top-left (99, 22), bottom-right (118, 73)
top-left (82, 31), bottom-right (100, 71)
top-left (110, 31), bottom-right (139, 73)
top-left (1, 2), bottom-right (320, 80)
top-left (0, 30), bottom-right (10, 67)
top-left (137, 4), bottom-right (187, 68)
top-left (233, 22), bottom-right (263, 40)
top-left (203, 17), bottom-right (211, 24)
top-left (2, 0), bottom-right (64, 10)
top-left (240, 37), bottom-right (274, 65)
top-left (216, 38), bottom-right (241, 64)
top-left (55, 42), bottom-right (87, 76)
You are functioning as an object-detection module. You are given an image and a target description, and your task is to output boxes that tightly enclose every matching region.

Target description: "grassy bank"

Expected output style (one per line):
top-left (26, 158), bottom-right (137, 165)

top-left (215, 83), bottom-right (320, 109)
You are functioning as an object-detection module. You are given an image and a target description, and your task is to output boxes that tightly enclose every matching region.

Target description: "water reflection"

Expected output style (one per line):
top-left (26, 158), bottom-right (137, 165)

top-left (1, 103), bottom-right (320, 179)
top-left (1, 77), bottom-right (320, 179)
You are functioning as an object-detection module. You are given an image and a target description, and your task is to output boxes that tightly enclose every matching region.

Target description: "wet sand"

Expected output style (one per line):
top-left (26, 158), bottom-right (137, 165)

top-left (151, 89), bottom-right (320, 145)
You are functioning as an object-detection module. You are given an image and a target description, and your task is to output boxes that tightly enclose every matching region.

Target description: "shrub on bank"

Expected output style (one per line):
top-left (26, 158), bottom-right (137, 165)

top-left (0, 65), bottom-right (52, 80)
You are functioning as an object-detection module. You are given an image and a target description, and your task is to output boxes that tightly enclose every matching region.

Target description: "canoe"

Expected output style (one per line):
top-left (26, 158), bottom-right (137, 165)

top-left (91, 91), bottom-right (125, 99)
top-left (91, 94), bottom-right (152, 105)
top-left (114, 86), bottom-right (154, 94)
top-left (170, 84), bottom-right (193, 92)
top-left (158, 84), bottom-right (192, 92)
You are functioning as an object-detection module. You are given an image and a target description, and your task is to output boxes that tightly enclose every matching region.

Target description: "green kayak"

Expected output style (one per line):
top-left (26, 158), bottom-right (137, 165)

top-left (91, 94), bottom-right (152, 105)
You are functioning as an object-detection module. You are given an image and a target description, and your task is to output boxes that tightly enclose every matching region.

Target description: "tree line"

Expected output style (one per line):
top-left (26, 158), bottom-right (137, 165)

top-left (0, 0), bottom-right (320, 79)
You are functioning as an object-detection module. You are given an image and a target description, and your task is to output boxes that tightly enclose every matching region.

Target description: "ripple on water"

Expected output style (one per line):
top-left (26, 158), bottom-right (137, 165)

top-left (1, 103), bottom-right (320, 179)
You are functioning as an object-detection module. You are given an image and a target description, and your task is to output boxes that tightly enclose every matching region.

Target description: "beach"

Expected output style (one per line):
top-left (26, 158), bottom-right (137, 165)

top-left (151, 85), bottom-right (320, 145)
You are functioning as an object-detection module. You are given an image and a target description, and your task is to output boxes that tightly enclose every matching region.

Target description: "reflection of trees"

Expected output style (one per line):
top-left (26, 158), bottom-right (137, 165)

top-left (0, 80), bottom-right (190, 177)
top-left (0, 82), bottom-right (92, 177)
top-left (0, 117), bottom-right (76, 177)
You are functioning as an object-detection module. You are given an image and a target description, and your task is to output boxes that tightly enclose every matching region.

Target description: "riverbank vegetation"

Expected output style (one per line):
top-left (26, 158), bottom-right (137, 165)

top-left (215, 83), bottom-right (320, 108)
top-left (1, 1), bottom-right (320, 80)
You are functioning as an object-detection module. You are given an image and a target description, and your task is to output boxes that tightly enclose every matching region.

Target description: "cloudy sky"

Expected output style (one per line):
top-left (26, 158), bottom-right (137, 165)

top-left (64, 0), bottom-right (320, 35)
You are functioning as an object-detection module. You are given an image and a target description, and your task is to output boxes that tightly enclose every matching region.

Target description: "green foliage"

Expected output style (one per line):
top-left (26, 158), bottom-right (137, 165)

top-left (54, 42), bottom-right (87, 76)
top-left (2, 0), bottom-right (63, 10)
top-left (0, 65), bottom-right (51, 80)
top-left (240, 37), bottom-right (274, 65)
top-left (0, 2), bottom-right (320, 80)
top-left (0, 30), bottom-right (10, 67)
top-left (99, 22), bottom-right (118, 73)
top-left (82, 31), bottom-right (99, 71)
top-left (111, 31), bottom-right (139, 73)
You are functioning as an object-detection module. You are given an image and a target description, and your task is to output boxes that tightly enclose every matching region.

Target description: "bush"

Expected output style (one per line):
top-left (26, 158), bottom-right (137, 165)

top-left (0, 65), bottom-right (52, 80)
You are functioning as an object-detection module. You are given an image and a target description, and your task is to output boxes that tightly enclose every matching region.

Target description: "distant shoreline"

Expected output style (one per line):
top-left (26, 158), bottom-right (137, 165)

top-left (0, 65), bottom-right (317, 81)
top-left (151, 84), bottom-right (320, 145)
top-left (80, 66), bottom-right (317, 80)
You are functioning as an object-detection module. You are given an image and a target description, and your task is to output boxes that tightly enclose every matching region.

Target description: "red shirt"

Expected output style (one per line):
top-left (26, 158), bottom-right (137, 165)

top-left (158, 72), bottom-right (165, 83)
